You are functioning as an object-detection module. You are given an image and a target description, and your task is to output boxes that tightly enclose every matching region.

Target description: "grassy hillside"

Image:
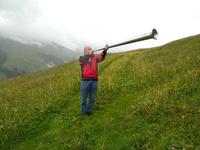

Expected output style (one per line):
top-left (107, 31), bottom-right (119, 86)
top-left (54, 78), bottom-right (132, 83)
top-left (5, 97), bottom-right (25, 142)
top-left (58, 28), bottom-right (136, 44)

top-left (0, 34), bottom-right (200, 149)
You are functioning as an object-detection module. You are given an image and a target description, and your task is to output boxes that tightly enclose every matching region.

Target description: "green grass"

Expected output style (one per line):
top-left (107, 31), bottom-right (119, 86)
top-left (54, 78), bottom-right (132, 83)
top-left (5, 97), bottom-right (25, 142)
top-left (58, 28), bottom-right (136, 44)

top-left (0, 34), bottom-right (200, 149)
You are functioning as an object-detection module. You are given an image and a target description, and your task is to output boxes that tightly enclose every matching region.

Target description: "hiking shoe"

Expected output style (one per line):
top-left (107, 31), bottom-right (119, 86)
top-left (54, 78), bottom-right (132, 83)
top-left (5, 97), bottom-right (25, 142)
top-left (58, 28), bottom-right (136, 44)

top-left (87, 113), bottom-right (92, 116)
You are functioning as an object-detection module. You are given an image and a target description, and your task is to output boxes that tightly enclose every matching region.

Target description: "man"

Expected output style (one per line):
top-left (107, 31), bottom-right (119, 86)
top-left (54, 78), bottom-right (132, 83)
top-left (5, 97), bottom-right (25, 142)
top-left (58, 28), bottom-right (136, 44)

top-left (79, 45), bottom-right (109, 115)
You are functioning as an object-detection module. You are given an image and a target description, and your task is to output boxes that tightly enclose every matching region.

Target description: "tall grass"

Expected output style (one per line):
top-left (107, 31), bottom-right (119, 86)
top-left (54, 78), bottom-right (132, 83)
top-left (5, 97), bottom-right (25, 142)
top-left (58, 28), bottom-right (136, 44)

top-left (0, 34), bottom-right (200, 149)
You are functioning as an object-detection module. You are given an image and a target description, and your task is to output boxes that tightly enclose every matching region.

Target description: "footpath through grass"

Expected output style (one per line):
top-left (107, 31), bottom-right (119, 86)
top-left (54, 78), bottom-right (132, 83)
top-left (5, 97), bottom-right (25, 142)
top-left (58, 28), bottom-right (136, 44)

top-left (0, 34), bottom-right (200, 149)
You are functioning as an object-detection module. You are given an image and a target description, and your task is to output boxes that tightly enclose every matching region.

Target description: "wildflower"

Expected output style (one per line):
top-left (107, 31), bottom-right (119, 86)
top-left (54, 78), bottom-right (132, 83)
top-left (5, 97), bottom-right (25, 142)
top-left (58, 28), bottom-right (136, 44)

top-left (182, 115), bottom-right (185, 118)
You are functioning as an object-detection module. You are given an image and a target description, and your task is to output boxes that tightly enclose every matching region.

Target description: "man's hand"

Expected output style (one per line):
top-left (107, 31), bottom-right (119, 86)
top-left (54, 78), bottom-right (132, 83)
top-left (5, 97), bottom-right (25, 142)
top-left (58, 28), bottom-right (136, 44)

top-left (104, 44), bottom-right (109, 51)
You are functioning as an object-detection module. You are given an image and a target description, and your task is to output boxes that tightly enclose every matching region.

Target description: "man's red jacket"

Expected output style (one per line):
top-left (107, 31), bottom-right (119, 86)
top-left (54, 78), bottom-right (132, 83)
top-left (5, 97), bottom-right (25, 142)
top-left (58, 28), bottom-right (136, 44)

top-left (79, 51), bottom-right (107, 80)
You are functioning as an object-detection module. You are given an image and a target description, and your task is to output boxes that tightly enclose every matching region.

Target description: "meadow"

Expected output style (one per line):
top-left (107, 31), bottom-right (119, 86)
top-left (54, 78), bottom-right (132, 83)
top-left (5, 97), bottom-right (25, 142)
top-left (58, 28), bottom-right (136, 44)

top-left (0, 34), bottom-right (200, 149)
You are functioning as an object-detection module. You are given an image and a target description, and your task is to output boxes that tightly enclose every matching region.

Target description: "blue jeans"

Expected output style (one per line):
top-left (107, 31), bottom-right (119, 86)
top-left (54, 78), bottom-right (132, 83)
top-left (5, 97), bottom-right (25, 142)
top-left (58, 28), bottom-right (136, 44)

top-left (81, 80), bottom-right (98, 115)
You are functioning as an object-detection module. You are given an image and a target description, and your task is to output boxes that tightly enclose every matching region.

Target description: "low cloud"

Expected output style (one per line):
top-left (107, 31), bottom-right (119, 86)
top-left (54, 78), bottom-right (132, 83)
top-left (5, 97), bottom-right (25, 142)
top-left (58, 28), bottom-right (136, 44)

top-left (0, 0), bottom-right (200, 52)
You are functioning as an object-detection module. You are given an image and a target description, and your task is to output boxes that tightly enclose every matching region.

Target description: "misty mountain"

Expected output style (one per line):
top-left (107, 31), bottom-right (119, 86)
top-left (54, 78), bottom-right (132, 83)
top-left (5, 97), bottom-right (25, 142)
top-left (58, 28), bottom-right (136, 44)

top-left (0, 37), bottom-right (82, 80)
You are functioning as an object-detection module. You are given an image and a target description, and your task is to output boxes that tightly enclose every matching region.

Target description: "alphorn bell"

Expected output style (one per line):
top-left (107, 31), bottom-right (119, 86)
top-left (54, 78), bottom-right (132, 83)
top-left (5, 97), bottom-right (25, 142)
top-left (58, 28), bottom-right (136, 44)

top-left (93, 29), bottom-right (158, 52)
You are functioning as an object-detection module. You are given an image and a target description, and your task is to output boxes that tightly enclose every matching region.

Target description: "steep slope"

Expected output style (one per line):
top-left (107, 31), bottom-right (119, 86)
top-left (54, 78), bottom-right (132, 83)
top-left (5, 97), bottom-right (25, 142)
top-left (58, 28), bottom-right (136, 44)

top-left (0, 34), bottom-right (200, 149)
top-left (0, 37), bottom-right (81, 80)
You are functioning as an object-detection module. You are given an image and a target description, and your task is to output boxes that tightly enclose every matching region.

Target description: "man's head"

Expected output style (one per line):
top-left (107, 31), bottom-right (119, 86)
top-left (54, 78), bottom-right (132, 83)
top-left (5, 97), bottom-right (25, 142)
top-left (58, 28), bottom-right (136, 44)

top-left (84, 46), bottom-right (93, 55)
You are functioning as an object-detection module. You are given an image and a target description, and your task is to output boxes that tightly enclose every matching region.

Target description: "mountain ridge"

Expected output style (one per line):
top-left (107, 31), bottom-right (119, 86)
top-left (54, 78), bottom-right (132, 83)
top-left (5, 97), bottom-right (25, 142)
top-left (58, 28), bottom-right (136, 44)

top-left (0, 36), bottom-right (81, 80)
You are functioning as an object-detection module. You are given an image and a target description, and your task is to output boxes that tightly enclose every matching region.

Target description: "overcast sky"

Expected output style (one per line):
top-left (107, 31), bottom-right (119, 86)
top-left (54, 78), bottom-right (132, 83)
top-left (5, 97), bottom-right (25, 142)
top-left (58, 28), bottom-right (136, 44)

top-left (0, 0), bottom-right (200, 52)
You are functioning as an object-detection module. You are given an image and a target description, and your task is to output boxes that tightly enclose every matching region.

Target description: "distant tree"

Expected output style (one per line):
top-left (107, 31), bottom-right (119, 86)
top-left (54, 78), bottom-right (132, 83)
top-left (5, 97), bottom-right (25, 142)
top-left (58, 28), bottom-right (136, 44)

top-left (21, 70), bottom-right (26, 75)
top-left (1, 67), bottom-right (13, 78)
top-left (0, 48), bottom-right (7, 65)
top-left (0, 66), bottom-right (26, 79)
top-left (13, 67), bottom-right (19, 76)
